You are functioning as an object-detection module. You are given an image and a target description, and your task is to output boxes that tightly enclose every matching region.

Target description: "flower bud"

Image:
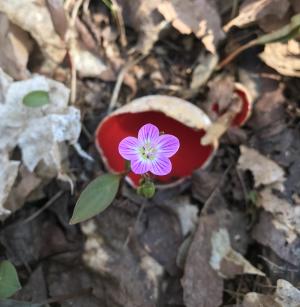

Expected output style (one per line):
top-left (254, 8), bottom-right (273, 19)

top-left (137, 181), bottom-right (155, 199)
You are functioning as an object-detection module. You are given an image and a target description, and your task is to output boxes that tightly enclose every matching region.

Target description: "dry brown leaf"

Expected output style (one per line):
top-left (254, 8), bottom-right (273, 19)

top-left (5, 166), bottom-right (42, 214)
top-left (243, 279), bottom-right (300, 307)
top-left (275, 279), bottom-right (300, 307)
top-left (291, 0), bottom-right (300, 13)
top-left (243, 292), bottom-right (280, 307)
top-left (0, 0), bottom-right (66, 63)
top-left (252, 212), bottom-right (300, 266)
top-left (210, 228), bottom-right (265, 278)
top-left (182, 214), bottom-right (223, 307)
top-left (0, 13), bottom-right (32, 80)
top-left (224, 0), bottom-right (291, 32)
top-left (116, 0), bottom-right (166, 54)
top-left (158, 0), bottom-right (224, 54)
top-left (0, 155), bottom-right (20, 220)
top-left (258, 187), bottom-right (300, 239)
top-left (190, 51), bottom-right (219, 90)
top-left (259, 40), bottom-right (300, 77)
top-left (182, 190), bottom-right (253, 306)
top-left (0, 69), bottom-right (81, 219)
top-left (238, 146), bottom-right (285, 187)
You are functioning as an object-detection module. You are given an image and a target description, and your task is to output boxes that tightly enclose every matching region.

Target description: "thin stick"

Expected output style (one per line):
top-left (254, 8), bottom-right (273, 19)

top-left (37, 287), bottom-right (92, 305)
top-left (123, 200), bottom-right (147, 248)
top-left (217, 40), bottom-right (257, 70)
top-left (108, 55), bottom-right (144, 113)
top-left (111, 0), bottom-right (127, 47)
top-left (21, 191), bottom-right (64, 225)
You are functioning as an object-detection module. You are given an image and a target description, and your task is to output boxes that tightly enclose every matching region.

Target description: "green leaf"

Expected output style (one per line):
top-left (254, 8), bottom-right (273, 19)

top-left (70, 173), bottom-right (121, 224)
top-left (0, 261), bottom-right (21, 299)
top-left (22, 90), bottom-right (50, 108)
top-left (256, 13), bottom-right (300, 45)
top-left (0, 300), bottom-right (42, 307)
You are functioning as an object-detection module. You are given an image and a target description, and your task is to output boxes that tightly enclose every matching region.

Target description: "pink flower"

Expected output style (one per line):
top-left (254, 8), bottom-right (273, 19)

top-left (118, 123), bottom-right (180, 176)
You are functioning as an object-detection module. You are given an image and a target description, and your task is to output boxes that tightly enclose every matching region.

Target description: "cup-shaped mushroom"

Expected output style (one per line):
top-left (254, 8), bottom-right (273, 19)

top-left (96, 95), bottom-right (217, 187)
top-left (210, 83), bottom-right (253, 127)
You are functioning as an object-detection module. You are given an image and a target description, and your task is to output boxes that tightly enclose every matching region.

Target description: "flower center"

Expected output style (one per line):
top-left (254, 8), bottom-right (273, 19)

top-left (139, 142), bottom-right (157, 161)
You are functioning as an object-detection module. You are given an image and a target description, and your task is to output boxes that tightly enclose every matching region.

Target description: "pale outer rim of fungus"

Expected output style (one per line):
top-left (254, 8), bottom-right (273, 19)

top-left (95, 95), bottom-right (218, 189)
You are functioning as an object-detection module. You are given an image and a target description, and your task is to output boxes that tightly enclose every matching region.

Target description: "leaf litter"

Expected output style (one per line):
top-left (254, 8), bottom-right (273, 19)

top-left (1, 0), bottom-right (300, 306)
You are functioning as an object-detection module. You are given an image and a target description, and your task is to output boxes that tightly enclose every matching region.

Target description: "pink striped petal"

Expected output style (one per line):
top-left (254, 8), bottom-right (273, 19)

top-left (156, 134), bottom-right (180, 158)
top-left (149, 155), bottom-right (172, 176)
top-left (138, 123), bottom-right (159, 144)
top-left (131, 158), bottom-right (151, 174)
top-left (118, 136), bottom-right (139, 160)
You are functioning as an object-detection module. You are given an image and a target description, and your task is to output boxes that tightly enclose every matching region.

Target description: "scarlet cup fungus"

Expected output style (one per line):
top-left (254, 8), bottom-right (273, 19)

top-left (210, 83), bottom-right (253, 127)
top-left (96, 95), bottom-right (217, 187)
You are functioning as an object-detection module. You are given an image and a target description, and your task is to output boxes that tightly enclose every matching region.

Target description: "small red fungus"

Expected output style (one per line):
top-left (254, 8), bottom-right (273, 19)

top-left (211, 83), bottom-right (252, 127)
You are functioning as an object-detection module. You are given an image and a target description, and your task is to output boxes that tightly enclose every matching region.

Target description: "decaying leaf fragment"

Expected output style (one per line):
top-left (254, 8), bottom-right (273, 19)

top-left (224, 0), bottom-right (291, 32)
top-left (0, 13), bottom-right (32, 80)
top-left (238, 146), bottom-right (285, 187)
top-left (0, 0), bottom-right (66, 63)
top-left (258, 188), bottom-right (300, 240)
top-left (252, 212), bottom-right (300, 266)
top-left (243, 279), bottom-right (300, 307)
top-left (259, 39), bottom-right (300, 77)
top-left (0, 155), bottom-right (20, 220)
top-left (158, 0), bottom-right (224, 54)
top-left (116, 0), bottom-right (166, 54)
top-left (0, 69), bottom-right (81, 218)
top-left (210, 228), bottom-right (265, 278)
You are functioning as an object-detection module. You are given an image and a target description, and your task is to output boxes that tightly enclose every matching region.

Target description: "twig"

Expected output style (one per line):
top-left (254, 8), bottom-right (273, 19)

top-left (37, 287), bottom-right (93, 305)
top-left (21, 191), bottom-right (64, 225)
top-left (202, 163), bottom-right (233, 214)
top-left (230, 0), bottom-right (239, 19)
top-left (108, 55), bottom-right (144, 113)
top-left (258, 255), bottom-right (299, 273)
top-left (123, 200), bottom-right (147, 248)
top-left (217, 40), bottom-right (257, 70)
top-left (111, 0), bottom-right (127, 47)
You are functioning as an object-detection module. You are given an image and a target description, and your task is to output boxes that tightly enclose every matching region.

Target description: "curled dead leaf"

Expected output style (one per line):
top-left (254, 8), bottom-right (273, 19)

top-left (0, 155), bottom-right (20, 220)
top-left (258, 187), bottom-right (300, 239)
top-left (259, 40), bottom-right (300, 77)
top-left (224, 0), bottom-right (291, 32)
top-left (243, 279), bottom-right (300, 307)
top-left (158, 0), bottom-right (224, 54)
top-left (210, 228), bottom-right (265, 278)
top-left (0, 0), bottom-right (66, 63)
top-left (0, 13), bottom-right (32, 80)
top-left (0, 69), bottom-right (81, 219)
top-left (238, 146), bottom-right (285, 187)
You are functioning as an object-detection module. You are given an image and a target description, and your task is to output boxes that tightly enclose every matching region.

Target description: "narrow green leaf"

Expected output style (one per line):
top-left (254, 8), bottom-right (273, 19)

top-left (70, 173), bottom-right (121, 224)
top-left (22, 90), bottom-right (49, 108)
top-left (0, 300), bottom-right (42, 307)
top-left (0, 261), bottom-right (21, 299)
top-left (256, 13), bottom-right (300, 45)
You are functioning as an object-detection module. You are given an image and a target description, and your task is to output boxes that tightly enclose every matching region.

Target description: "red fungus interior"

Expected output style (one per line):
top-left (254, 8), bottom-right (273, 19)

top-left (231, 89), bottom-right (250, 126)
top-left (96, 111), bottom-right (214, 187)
